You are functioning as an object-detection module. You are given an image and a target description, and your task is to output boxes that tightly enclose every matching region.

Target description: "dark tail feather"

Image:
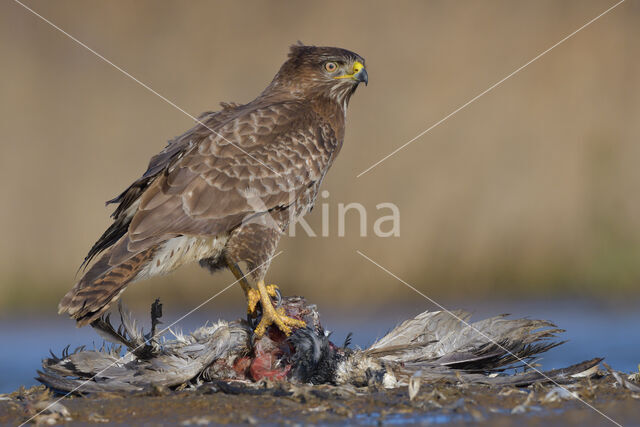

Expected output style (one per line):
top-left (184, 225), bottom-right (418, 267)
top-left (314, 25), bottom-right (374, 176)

top-left (59, 246), bottom-right (156, 327)
top-left (79, 211), bottom-right (136, 273)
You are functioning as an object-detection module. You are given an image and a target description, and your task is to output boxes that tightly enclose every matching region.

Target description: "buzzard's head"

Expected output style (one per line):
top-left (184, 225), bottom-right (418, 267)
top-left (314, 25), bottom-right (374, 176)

top-left (270, 44), bottom-right (368, 105)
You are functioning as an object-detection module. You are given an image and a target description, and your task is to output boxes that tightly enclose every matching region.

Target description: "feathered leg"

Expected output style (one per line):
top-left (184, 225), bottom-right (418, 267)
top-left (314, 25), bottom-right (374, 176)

top-left (225, 222), bottom-right (306, 337)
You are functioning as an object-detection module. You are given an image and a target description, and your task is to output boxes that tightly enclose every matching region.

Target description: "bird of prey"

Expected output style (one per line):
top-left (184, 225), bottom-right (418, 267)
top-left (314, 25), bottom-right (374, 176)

top-left (58, 44), bottom-right (368, 337)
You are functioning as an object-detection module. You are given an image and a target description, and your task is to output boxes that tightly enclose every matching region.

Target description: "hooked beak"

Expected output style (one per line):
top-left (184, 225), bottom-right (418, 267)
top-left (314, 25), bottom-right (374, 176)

top-left (355, 67), bottom-right (368, 86)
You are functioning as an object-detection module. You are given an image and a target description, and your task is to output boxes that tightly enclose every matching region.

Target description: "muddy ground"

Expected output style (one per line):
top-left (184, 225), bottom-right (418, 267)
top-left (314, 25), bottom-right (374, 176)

top-left (2, 373), bottom-right (639, 426)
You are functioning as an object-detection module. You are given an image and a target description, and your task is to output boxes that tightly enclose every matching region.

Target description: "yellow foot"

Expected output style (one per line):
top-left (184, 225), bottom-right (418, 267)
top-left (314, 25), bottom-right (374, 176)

top-left (248, 280), bottom-right (306, 337)
top-left (247, 284), bottom-right (278, 314)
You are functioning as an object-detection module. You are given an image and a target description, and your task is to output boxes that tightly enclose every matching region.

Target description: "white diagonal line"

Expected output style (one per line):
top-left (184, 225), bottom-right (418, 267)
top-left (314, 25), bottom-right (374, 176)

top-left (357, 0), bottom-right (625, 178)
top-left (356, 250), bottom-right (622, 427)
top-left (12, 0), bottom-right (282, 177)
top-left (19, 251), bottom-right (284, 427)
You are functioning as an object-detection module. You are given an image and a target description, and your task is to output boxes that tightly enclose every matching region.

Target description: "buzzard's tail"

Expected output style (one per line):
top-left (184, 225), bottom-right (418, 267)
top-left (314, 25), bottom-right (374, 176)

top-left (58, 242), bottom-right (157, 327)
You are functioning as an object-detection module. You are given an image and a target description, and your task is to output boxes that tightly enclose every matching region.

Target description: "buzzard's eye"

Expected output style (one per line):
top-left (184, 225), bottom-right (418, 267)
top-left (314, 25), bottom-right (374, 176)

top-left (324, 62), bottom-right (338, 73)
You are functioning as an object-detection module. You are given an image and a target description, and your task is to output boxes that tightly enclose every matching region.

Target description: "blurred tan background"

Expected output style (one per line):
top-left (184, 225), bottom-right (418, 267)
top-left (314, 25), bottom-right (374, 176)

top-left (1, 0), bottom-right (638, 315)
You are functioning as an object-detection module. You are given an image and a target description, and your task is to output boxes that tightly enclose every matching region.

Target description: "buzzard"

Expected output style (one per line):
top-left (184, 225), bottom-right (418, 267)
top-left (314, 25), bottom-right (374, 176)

top-left (58, 44), bottom-right (368, 336)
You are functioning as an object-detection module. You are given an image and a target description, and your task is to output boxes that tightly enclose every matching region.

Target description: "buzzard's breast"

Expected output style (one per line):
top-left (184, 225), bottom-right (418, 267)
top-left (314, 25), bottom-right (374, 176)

top-left (134, 234), bottom-right (229, 281)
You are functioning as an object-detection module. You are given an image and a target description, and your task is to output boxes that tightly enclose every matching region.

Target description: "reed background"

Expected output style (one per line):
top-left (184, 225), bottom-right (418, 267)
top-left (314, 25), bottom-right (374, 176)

top-left (1, 0), bottom-right (638, 316)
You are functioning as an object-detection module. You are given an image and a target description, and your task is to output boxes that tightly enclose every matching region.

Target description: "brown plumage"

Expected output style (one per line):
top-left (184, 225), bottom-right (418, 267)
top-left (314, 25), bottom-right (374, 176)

top-left (59, 44), bottom-right (368, 327)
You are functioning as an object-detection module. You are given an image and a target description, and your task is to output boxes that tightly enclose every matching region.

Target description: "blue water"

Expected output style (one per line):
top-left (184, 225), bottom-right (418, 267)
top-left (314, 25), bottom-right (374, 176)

top-left (1, 298), bottom-right (638, 394)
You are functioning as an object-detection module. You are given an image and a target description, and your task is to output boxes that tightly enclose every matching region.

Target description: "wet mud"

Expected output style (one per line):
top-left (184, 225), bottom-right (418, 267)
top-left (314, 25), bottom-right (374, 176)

top-left (3, 372), bottom-right (639, 426)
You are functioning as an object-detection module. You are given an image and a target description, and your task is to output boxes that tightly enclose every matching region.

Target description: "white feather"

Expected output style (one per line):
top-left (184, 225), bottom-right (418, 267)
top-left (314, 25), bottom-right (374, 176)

top-left (134, 234), bottom-right (228, 281)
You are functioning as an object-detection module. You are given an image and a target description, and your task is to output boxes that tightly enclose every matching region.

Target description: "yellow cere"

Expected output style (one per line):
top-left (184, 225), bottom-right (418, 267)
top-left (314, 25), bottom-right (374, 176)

top-left (334, 61), bottom-right (365, 80)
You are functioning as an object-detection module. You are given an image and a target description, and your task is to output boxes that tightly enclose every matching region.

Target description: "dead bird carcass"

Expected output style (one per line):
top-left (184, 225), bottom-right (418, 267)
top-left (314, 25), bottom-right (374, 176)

top-left (37, 297), bottom-right (601, 393)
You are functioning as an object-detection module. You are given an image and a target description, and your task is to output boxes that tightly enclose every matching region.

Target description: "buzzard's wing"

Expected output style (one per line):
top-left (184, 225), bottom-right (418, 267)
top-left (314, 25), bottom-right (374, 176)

top-left (109, 103), bottom-right (243, 216)
top-left (82, 103), bottom-right (242, 268)
top-left (126, 101), bottom-right (335, 253)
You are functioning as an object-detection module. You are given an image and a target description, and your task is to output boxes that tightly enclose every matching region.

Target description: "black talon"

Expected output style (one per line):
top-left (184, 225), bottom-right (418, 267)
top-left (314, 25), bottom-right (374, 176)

top-left (272, 287), bottom-right (283, 309)
top-left (247, 304), bottom-right (262, 331)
